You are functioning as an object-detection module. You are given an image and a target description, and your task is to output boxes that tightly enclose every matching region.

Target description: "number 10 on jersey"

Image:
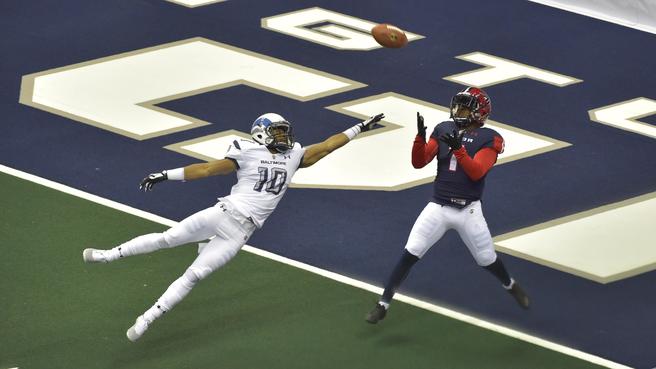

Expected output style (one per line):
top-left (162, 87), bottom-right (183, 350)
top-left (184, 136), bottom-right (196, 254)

top-left (254, 167), bottom-right (288, 194)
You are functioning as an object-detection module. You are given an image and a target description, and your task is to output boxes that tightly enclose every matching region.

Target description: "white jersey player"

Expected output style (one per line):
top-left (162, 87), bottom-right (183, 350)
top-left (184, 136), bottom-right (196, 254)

top-left (83, 112), bottom-right (384, 341)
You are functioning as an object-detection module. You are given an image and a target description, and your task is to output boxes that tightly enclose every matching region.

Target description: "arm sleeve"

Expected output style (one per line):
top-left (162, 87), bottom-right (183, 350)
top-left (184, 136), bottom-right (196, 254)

top-left (411, 136), bottom-right (439, 168)
top-left (452, 146), bottom-right (499, 181)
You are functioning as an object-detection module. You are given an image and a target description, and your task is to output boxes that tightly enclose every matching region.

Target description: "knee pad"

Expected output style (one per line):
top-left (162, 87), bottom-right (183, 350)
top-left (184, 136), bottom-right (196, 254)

top-left (183, 266), bottom-right (212, 285)
top-left (475, 250), bottom-right (497, 267)
top-left (156, 234), bottom-right (170, 249)
top-left (162, 232), bottom-right (180, 249)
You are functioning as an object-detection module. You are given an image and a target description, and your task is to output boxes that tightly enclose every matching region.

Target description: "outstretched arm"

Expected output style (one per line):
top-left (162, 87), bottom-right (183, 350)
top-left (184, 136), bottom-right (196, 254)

top-left (300, 132), bottom-right (350, 168)
top-left (182, 159), bottom-right (238, 179)
top-left (300, 113), bottom-right (384, 168)
top-left (139, 159), bottom-right (237, 191)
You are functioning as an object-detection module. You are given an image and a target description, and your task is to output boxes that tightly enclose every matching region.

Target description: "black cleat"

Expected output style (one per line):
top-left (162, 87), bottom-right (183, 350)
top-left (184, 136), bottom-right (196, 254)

top-left (365, 303), bottom-right (387, 324)
top-left (507, 281), bottom-right (530, 309)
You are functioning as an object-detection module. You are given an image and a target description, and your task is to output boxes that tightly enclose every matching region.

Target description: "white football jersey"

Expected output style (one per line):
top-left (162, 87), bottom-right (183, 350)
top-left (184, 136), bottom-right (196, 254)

top-left (220, 139), bottom-right (305, 228)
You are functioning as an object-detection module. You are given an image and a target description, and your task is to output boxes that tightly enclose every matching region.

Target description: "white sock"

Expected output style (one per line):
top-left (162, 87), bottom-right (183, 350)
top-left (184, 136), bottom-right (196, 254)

top-left (104, 248), bottom-right (121, 262)
top-left (143, 302), bottom-right (167, 324)
top-left (378, 301), bottom-right (390, 310)
top-left (503, 278), bottom-right (515, 290)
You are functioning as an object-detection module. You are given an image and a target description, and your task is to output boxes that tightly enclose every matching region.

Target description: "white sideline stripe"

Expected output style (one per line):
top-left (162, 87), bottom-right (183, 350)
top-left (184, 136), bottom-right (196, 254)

top-left (0, 163), bottom-right (631, 369)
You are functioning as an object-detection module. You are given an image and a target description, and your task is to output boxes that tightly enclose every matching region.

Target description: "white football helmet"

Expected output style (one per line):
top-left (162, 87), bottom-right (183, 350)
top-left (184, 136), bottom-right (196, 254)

top-left (251, 113), bottom-right (294, 153)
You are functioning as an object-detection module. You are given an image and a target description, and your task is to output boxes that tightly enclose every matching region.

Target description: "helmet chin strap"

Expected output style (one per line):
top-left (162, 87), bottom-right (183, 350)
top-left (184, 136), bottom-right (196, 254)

top-left (455, 117), bottom-right (483, 132)
top-left (453, 116), bottom-right (471, 128)
top-left (267, 138), bottom-right (292, 153)
top-left (270, 142), bottom-right (284, 152)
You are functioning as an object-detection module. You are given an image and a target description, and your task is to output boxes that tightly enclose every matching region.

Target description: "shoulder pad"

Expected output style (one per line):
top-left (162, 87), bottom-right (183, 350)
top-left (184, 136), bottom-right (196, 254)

top-left (480, 127), bottom-right (502, 139)
top-left (431, 121), bottom-right (455, 135)
top-left (233, 138), bottom-right (259, 151)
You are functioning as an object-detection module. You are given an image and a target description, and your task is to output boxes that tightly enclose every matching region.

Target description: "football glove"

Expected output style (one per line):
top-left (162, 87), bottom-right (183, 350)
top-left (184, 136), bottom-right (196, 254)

top-left (439, 130), bottom-right (464, 151)
top-left (140, 171), bottom-right (168, 191)
top-left (417, 112), bottom-right (426, 139)
top-left (359, 113), bottom-right (385, 132)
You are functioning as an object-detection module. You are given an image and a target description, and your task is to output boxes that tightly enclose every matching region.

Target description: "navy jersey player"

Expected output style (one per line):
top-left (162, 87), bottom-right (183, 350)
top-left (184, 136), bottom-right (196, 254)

top-left (82, 112), bottom-right (384, 341)
top-left (366, 87), bottom-right (529, 324)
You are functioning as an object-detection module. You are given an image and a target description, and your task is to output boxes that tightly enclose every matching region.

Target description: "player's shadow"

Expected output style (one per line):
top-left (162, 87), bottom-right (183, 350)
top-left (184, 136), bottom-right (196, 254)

top-left (354, 320), bottom-right (418, 347)
top-left (375, 333), bottom-right (416, 346)
top-left (107, 286), bottom-right (268, 369)
top-left (108, 309), bottom-right (257, 369)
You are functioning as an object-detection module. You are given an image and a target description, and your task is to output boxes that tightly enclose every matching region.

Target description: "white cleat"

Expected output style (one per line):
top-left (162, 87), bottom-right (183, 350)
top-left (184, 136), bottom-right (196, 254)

top-left (126, 316), bottom-right (149, 342)
top-left (82, 248), bottom-right (109, 263)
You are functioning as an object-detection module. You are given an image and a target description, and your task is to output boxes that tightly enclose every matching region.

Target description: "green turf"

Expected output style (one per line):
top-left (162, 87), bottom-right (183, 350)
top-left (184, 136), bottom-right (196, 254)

top-left (0, 172), bottom-right (605, 369)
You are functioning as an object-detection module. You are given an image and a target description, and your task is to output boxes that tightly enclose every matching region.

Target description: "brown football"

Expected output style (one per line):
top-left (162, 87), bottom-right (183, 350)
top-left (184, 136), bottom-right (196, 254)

top-left (371, 23), bottom-right (408, 48)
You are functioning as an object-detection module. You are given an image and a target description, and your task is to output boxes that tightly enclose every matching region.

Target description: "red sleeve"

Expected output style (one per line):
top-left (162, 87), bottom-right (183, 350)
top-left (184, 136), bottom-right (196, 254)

top-left (452, 147), bottom-right (498, 181)
top-left (411, 136), bottom-right (439, 168)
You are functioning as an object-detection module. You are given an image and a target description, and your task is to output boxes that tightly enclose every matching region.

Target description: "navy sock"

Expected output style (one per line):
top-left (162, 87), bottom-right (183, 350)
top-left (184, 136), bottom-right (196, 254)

top-left (483, 257), bottom-right (512, 286)
top-left (381, 250), bottom-right (420, 304)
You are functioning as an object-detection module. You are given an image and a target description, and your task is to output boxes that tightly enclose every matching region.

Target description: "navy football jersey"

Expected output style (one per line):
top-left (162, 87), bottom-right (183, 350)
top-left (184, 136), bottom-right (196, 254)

top-left (430, 121), bottom-right (504, 208)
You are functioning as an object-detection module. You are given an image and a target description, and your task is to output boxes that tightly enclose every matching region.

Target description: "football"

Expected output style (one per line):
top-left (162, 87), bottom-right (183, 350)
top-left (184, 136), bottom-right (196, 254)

top-left (371, 23), bottom-right (408, 48)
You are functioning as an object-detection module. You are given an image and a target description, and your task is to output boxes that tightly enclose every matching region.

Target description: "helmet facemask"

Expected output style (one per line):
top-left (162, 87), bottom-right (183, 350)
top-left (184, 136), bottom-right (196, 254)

top-left (265, 121), bottom-right (294, 153)
top-left (450, 93), bottom-right (478, 129)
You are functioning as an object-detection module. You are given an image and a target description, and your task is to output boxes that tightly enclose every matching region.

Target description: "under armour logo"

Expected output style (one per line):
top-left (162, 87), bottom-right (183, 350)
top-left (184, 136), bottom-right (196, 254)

top-left (470, 209), bottom-right (474, 214)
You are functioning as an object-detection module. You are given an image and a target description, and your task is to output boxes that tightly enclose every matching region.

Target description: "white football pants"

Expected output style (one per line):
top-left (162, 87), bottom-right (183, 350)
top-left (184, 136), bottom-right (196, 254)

top-left (404, 201), bottom-right (497, 266)
top-left (113, 201), bottom-right (256, 317)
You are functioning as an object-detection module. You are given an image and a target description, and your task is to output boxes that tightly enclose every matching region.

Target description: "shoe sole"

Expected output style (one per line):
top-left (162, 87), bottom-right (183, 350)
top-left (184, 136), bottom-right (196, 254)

top-left (82, 248), bottom-right (98, 263)
top-left (517, 298), bottom-right (530, 309)
top-left (82, 249), bottom-right (106, 264)
top-left (509, 285), bottom-right (530, 309)
top-left (127, 317), bottom-right (149, 342)
top-left (126, 326), bottom-right (141, 342)
top-left (365, 310), bottom-right (386, 324)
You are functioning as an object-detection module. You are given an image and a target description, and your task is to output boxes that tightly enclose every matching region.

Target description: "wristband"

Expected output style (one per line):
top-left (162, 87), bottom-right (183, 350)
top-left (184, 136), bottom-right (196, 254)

top-left (342, 123), bottom-right (363, 140)
top-left (166, 168), bottom-right (185, 180)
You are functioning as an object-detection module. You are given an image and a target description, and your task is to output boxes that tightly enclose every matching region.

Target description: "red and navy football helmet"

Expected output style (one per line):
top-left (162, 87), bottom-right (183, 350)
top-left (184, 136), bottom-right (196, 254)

top-left (450, 87), bottom-right (492, 128)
